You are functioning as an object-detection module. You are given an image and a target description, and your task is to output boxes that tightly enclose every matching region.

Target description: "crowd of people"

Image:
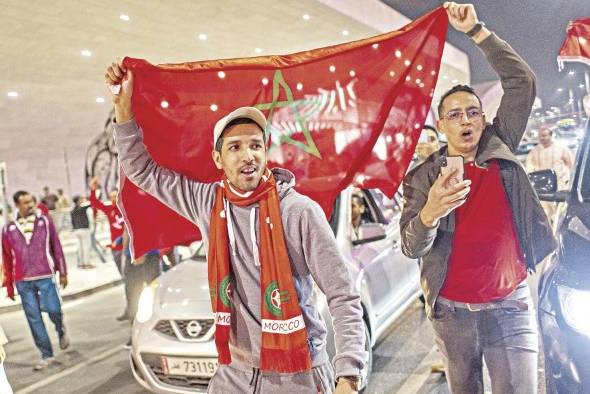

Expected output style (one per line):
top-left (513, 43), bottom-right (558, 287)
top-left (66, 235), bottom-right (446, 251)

top-left (0, 2), bottom-right (586, 393)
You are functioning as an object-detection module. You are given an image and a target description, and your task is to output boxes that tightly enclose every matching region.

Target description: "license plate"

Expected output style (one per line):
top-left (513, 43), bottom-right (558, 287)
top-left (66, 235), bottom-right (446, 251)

top-left (160, 356), bottom-right (218, 377)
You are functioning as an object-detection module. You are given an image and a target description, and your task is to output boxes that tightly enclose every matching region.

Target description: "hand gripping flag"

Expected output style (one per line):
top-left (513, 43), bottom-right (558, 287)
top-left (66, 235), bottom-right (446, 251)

top-left (558, 17), bottom-right (590, 68)
top-left (119, 8), bottom-right (448, 257)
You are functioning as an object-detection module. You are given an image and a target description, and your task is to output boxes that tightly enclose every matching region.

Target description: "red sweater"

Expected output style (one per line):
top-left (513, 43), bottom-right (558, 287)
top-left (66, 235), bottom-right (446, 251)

top-left (439, 161), bottom-right (527, 303)
top-left (89, 189), bottom-right (124, 251)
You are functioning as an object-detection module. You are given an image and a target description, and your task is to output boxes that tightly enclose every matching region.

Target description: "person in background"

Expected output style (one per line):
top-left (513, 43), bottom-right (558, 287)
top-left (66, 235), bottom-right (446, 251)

top-left (416, 125), bottom-right (441, 164)
top-left (56, 189), bottom-right (70, 210)
top-left (89, 177), bottom-right (124, 274)
top-left (526, 125), bottom-right (574, 188)
top-left (70, 195), bottom-right (95, 269)
top-left (31, 196), bottom-right (49, 216)
top-left (40, 186), bottom-right (58, 211)
top-left (89, 177), bottom-right (127, 319)
top-left (54, 188), bottom-right (71, 231)
top-left (2, 191), bottom-right (69, 371)
top-left (351, 193), bottom-right (367, 241)
top-left (526, 125), bottom-right (574, 223)
top-left (119, 228), bottom-right (160, 348)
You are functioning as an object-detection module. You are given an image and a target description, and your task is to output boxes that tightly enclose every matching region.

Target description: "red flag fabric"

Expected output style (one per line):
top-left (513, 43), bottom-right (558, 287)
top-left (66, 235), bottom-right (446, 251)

top-left (120, 8), bottom-right (448, 257)
top-left (558, 17), bottom-right (590, 67)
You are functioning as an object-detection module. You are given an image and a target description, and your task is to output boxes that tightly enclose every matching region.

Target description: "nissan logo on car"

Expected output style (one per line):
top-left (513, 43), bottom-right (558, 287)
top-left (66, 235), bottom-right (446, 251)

top-left (185, 320), bottom-right (202, 337)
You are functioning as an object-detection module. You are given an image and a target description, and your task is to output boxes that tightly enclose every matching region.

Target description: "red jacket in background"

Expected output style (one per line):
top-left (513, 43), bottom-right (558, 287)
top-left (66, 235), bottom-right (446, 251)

top-left (89, 189), bottom-right (124, 252)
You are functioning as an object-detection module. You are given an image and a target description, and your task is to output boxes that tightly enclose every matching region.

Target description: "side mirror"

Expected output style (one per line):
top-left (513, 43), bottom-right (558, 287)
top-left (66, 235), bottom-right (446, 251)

top-left (528, 169), bottom-right (558, 194)
top-left (528, 169), bottom-right (568, 202)
top-left (352, 223), bottom-right (386, 246)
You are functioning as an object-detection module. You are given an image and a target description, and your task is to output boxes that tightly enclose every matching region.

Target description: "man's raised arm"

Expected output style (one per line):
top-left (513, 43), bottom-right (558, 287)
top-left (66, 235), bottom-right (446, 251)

top-left (105, 60), bottom-right (215, 224)
top-left (473, 19), bottom-right (536, 151)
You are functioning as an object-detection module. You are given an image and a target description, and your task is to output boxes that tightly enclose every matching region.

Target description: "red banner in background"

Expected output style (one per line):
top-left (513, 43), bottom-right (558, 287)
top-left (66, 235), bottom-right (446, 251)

top-left (120, 8), bottom-right (448, 257)
top-left (558, 17), bottom-right (590, 67)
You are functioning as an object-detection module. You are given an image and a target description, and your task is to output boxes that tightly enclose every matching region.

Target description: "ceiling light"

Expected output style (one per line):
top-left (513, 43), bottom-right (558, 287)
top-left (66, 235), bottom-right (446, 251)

top-left (198, 33), bottom-right (207, 41)
top-left (404, 59), bottom-right (411, 67)
top-left (296, 82), bottom-right (303, 90)
top-left (302, 14), bottom-right (311, 21)
top-left (81, 49), bottom-right (92, 57)
top-left (7, 91), bottom-right (18, 98)
top-left (389, 71), bottom-right (395, 77)
top-left (342, 30), bottom-right (349, 36)
top-left (217, 71), bottom-right (226, 79)
top-left (96, 97), bottom-right (105, 103)
top-left (262, 78), bottom-right (269, 85)
top-left (161, 100), bottom-right (169, 108)
top-left (417, 65), bottom-right (423, 71)
top-left (349, 70), bottom-right (356, 77)
top-left (557, 88), bottom-right (564, 92)
top-left (210, 104), bottom-right (218, 112)
top-left (451, 79), bottom-right (459, 84)
top-left (329, 65), bottom-right (336, 72)
top-left (372, 44), bottom-right (379, 49)
top-left (395, 50), bottom-right (402, 58)
top-left (119, 14), bottom-right (130, 21)
top-left (568, 70), bottom-right (575, 76)
top-left (255, 48), bottom-right (262, 54)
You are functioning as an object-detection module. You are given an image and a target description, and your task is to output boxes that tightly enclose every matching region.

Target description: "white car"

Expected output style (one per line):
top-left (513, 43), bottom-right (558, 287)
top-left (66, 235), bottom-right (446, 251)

top-left (130, 186), bottom-right (421, 393)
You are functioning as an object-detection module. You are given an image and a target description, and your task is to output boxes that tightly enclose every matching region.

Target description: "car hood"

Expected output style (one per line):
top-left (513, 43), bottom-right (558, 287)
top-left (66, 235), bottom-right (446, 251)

top-left (156, 259), bottom-right (211, 308)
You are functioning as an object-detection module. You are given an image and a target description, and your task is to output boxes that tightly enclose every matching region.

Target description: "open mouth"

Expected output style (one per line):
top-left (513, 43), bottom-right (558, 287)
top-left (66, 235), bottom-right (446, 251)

top-left (461, 129), bottom-right (474, 141)
top-left (240, 166), bottom-right (257, 177)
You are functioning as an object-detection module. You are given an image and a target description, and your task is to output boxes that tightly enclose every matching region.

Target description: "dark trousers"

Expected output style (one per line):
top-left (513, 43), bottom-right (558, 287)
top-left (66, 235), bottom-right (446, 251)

top-left (16, 278), bottom-right (65, 359)
top-left (112, 250), bottom-right (123, 275)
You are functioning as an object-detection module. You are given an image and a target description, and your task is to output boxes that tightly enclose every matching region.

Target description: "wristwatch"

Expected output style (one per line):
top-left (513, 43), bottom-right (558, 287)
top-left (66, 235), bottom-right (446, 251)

top-left (337, 375), bottom-right (362, 391)
top-left (466, 21), bottom-right (486, 38)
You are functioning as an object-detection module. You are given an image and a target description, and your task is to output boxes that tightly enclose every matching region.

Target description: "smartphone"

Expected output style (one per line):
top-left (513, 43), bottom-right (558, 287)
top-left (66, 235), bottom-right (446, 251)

top-left (440, 155), bottom-right (464, 187)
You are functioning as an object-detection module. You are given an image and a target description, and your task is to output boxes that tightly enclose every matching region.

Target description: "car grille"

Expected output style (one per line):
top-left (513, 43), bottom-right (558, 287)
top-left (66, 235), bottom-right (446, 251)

top-left (154, 320), bottom-right (175, 339)
top-left (141, 353), bottom-right (210, 389)
top-left (154, 319), bottom-right (214, 341)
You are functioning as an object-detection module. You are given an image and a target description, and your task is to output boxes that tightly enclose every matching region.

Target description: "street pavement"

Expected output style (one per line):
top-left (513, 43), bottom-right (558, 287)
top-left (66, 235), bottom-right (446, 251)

top-left (1, 278), bottom-right (547, 394)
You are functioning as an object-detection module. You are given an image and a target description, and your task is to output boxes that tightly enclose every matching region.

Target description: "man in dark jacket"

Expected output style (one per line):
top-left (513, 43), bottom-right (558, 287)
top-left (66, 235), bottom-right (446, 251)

top-left (400, 2), bottom-right (556, 393)
top-left (2, 191), bottom-right (70, 371)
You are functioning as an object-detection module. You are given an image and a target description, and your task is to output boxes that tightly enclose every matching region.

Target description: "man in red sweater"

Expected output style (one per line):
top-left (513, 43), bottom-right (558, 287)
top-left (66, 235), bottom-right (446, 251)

top-left (89, 177), bottom-right (124, 274)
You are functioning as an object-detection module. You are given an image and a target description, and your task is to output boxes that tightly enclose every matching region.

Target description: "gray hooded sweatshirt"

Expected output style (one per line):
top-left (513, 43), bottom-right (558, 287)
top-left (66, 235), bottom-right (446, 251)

top-left (114, 119), bottom-right (366, 378)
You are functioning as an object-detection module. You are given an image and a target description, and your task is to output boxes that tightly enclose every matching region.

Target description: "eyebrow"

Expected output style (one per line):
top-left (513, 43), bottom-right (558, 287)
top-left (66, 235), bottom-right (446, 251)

top-left (446, 105), bottom-right (480, 113)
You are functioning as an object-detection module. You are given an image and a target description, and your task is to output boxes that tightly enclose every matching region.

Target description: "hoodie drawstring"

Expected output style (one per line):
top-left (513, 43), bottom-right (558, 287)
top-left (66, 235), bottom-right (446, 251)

top-left (224, 198), bottom-right (237, 257)
top-left (250, 208), bottom-right (260, 266)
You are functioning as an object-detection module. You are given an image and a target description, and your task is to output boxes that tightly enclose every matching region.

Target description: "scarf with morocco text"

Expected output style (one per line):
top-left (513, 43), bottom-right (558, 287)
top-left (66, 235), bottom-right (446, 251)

top-left (208, 168), bottom-right (312, 373)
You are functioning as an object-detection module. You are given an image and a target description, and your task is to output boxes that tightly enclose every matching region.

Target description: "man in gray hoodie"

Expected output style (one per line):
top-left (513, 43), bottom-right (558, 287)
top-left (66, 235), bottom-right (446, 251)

top-left (105, 60), bottom-right (366, 393)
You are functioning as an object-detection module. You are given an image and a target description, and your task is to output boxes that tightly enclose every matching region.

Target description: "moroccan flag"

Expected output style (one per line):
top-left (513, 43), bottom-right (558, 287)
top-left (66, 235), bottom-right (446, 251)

top-left (119, 8), bottom-right (448, 257)
top-left (558, 17), bottom-right (590, 67)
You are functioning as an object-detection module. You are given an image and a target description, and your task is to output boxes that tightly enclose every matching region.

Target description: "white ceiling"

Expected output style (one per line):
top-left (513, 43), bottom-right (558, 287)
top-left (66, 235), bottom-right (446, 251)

top-left (0, 0), bottom-right (467, 197)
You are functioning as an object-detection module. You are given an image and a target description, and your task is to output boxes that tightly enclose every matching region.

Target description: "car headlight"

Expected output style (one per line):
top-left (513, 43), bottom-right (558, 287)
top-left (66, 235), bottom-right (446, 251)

top-left (136, 285), bottom-right (155, 323)
top-left (557, 285), bottom-right (590, 338)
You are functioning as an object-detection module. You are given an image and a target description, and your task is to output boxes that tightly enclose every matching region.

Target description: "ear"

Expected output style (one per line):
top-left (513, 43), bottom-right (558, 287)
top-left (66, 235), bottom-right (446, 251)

top-left (211, 150), bottom-right (223, 170)
top-left (481, 113), bottom-right (486, 125)
top-left (436, 119), bottom-right (445, 136)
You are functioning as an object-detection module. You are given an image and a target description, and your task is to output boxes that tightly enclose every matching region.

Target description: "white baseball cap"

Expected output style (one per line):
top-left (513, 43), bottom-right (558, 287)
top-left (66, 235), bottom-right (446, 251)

top-left (213, 106), bottom-right (267, 149)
